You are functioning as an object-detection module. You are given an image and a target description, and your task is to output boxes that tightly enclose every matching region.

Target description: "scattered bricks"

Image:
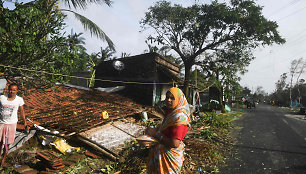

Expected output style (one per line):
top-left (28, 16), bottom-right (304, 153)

top-left (50, 164), bottom-right (65, 170)
top-left (85, 150), bottom-right (102, 159)
top-left (36, 152), bottom-right (52, 162)
top-left (45, 168), bottom-right (60, 172)
top-left (36, 150), bottom-right (64, 170)
top-left (40, 171), bottom-right (57, 174)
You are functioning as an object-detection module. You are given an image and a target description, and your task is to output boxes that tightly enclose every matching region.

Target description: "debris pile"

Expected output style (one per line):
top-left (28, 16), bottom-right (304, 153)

top-left (36, 151), bottom-right (65, 171)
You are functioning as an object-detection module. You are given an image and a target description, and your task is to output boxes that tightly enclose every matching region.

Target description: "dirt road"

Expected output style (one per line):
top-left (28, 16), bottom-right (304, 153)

top-left (220, 104), bottom-right (306, 174)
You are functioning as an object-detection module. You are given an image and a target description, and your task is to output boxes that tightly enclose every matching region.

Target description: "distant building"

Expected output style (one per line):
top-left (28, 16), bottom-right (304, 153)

top-left (94, 52), bottom-right (182, 105)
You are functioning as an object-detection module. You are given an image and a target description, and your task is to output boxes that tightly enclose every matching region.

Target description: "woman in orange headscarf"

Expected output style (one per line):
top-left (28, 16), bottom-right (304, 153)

top-left (146, 87), bottom-right (190, 174)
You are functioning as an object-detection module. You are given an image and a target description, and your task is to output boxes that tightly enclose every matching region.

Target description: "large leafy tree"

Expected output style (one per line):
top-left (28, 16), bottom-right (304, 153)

top-left (272, 73), bottom-right (289, 106)
top-left (141, 0), bottom-right (285, 96)
top-left (0, 0), bottom-right (89, 83)
top-left (288, 58), bottom-right (306, 106)
top-left (273, 59), bottom-right (306, 107)
top-left (253, 86), bottom-right (266, 102)
top-left (0, 0), bottom-right (67, 67)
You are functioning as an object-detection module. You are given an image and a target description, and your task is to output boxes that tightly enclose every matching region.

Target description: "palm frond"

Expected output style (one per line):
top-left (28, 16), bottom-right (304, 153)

top-left (62, 9), bottom-right (115, 51)
top-left (62, 0), bottom-right (113, 10)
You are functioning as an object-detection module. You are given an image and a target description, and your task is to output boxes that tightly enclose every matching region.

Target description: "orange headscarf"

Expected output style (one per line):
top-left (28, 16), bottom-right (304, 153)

top-left (167, 87), bottom-right (189, 110)
top-left (160, 87), bottom-right (190, 130)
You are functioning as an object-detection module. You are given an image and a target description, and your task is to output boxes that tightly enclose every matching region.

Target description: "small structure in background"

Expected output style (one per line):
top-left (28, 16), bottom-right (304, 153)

top-left (70, 71), bottom-right (91, 88)
top-left (0, 77), bottom-right (7, 94)
top-left (198, 87), bottom-right (222, 112)
top-left (95, 52), bottom-right (182, 106)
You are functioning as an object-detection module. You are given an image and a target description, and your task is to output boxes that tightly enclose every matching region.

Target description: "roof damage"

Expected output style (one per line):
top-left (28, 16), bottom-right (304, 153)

top-left (22, 85), bottom-right (143, 135)
top-left (2, 78), bottom-right (150, 158)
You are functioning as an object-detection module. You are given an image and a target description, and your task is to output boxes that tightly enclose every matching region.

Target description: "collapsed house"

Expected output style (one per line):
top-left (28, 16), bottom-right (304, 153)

top-left (0, 53), bottom-right (199, 166)
top-left (94, 52), bottom-right (182, 106)
top-left (1, 78), bottom-right (149, 162)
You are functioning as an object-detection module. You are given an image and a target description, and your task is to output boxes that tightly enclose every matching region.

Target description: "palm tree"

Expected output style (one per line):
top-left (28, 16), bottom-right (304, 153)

top-left (121, 52), bottom-right (130, 58)
top-left (67, 29), bottom-right (86, 51)
top-left (4, 0), bottom-right (115, 50)
top-left (98, 46), bottom-right (115, 61)
top-left (61, 9), bottom-right (115, 50)
top-left (61, 0), bottom-right (115, 50)
top-left (62, 0), bottom-right (112, 10)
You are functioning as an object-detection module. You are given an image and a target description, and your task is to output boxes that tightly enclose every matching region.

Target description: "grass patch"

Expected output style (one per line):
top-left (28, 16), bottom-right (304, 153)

top-left (182, 111), bottom-right (243, 173)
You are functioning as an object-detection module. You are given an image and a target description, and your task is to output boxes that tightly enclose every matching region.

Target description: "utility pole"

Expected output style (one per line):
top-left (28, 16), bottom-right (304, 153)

top-left (195, 68), bottom-right (197, 88)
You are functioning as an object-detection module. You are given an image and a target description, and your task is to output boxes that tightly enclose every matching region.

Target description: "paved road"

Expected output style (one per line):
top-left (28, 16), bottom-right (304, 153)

top-left (220, 104), bottom-right (306, 174)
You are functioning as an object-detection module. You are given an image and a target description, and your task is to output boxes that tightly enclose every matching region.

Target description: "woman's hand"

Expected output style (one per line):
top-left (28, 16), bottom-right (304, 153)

top-left (146, 127), bottom-right (181, 148)
top-left (146, 127), bottom-right (157, 137)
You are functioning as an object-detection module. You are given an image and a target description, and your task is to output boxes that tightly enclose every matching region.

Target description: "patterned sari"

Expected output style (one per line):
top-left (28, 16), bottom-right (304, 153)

top-left (147, 87), bottom-right (190, 174)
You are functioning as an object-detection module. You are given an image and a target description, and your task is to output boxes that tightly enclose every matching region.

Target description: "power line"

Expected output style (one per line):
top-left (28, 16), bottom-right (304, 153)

top-left (268, 0), bottom-right (303, 18)
top-left (284, 29), bottom-right (306, 43)
top-left (283, 36), bottom-right (306, 49)
top-left (291, 49), bottom-right (306, 58)
top-left (0, 64), bottom-right (177, 85)
top-left (276, 5), bottom-right (306, 22)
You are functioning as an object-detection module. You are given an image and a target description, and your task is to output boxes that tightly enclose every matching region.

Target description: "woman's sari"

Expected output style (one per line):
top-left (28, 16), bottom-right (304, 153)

top-left (147, 87), bottom-right (190, 174)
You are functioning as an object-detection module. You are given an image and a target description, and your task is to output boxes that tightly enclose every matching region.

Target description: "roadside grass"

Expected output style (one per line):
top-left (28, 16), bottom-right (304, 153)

top-left (182, 111), bottom-right (243, 173)
top-left (1, 110), bottom-right (243, 174)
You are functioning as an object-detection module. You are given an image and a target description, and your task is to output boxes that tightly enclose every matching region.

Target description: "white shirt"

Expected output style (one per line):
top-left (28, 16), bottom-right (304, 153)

top-left (0, 95), bottom-right (24, 124)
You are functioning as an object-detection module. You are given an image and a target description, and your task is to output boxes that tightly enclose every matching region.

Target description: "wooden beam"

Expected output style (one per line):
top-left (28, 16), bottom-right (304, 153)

top-left (76, 135), bottom-right (118, 161)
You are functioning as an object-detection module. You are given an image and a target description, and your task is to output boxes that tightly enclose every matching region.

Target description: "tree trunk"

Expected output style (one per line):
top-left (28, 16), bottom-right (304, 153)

top-left (184, 62), bottom-right (193, 103)
top-left (218, 87), bottom-right (225, 113)
top-left (298, 86), bottom-right (301, 105)
top-left (215, 71), bottom-right (225, 113)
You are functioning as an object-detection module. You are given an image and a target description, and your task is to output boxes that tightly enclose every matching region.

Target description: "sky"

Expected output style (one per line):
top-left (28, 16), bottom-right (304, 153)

top-left (4, 0), bottom-right (306, 94)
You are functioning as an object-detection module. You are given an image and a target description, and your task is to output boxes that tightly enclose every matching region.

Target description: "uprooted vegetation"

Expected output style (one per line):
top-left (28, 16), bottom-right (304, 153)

top-left (1, 110), bottom-right (242, 173)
